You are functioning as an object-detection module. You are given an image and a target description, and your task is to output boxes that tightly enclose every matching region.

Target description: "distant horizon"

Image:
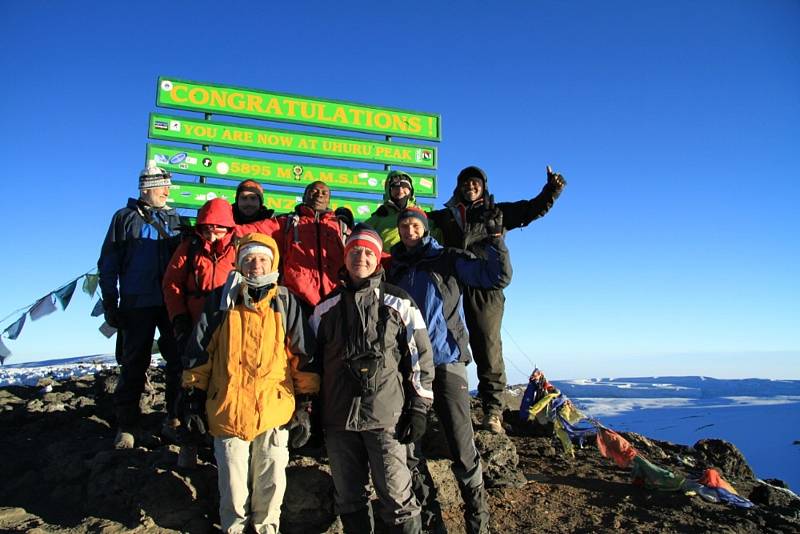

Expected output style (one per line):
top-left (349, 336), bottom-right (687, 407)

top-left (4, 351), bottom-right (799, 383)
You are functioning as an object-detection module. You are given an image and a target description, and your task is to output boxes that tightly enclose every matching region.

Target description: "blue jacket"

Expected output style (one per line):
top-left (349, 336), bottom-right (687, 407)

top-left (388, 236), bottom-right (512, 367)
top-left (98, 198), bottom-right (181, 309)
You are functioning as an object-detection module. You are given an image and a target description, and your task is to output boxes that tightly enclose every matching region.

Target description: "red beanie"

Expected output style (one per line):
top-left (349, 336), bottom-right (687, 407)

top-left (345, 224), bottom-right (383, 258)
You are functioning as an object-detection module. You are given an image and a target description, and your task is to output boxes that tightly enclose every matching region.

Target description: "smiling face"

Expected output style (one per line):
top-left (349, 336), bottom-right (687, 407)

top-left (345, 245), bottom-right (378, 282)
top-left (398, 218), bottom-right (426, 249)
top-left (237, 191), bottom-right (261, 216)
top-left (140, 185), bottom-right (171, 208)
top-left (459, 177), bottom-right (484, 203)
top-left (305, 182), bottom-right (331, 212)
top-left (390, 183), bottom-right (411, 203)
top-left (242, 252), bottom-right (273, 278)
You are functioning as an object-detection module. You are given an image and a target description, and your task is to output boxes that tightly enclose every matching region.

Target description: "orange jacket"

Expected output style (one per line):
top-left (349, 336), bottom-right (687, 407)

top-left (182, 234), bottom-right (319, 441)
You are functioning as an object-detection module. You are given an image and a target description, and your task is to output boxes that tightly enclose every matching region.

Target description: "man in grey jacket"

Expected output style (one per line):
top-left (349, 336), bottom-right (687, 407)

top-left (311, 224), bottom-right (435, 534)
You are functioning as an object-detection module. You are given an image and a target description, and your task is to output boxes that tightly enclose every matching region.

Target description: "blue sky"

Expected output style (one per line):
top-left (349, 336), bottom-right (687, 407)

top-left (0, 1), bottom-right (797, 382)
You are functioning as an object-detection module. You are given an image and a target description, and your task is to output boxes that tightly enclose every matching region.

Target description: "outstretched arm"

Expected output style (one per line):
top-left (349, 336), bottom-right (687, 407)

top-left (500, 165), bottom-right (567, 230)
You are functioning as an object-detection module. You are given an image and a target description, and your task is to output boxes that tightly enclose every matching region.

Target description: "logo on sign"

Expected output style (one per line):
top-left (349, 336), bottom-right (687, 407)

top-left (202, 158), bottom-right (212, 167)
top-left (154, 121), bottom-right (169, 131)
top-left (161, 80), bottom-right (173, 92)
top-left (169, 152), bottom-right (188, 164)
top-left (216, 162), bottom-right (229, 175)
top-left (169, 120), bottom-right (181, 132)
top-left (154, 154), bottom-right (169, 164)
top-left (179, 163), bottom-right (189, 169)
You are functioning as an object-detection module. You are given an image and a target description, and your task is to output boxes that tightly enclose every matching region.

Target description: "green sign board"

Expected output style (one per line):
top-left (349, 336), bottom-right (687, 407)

top-left (168, 181), bottom-right (433, 220)
top-left (147, 144), bottom-right (437, 198)
top-left (157, 77), bottom-right (441, 141)
top-left (149, 114), bottom-right (437, 169)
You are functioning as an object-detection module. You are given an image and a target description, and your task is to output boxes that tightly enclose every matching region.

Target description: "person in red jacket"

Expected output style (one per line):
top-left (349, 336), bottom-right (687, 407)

top-left (236, 181), bottom-right (348, 310)
top-left (162, 198), bottom-right (237, 445)
top-left (163, 198), bottom-right (238, 351)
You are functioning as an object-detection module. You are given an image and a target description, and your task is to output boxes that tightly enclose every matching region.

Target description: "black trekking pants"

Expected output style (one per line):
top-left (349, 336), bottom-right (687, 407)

top-left (408, 363), bottom-right (488, 533)
top-left (114, 306), bottom-right (180, 426)
top-left (463, 286), bottom-right (507, 415)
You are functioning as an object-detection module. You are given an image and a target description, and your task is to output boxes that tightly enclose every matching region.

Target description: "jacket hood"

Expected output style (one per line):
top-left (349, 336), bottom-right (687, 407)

top-left (445, 166), bottom-right (490, 208)
top-left (382, 170), bottom-right (416, 208)
top-left (237, 232), bottom-right (281, 273)
top-left (197, 198), bottom-right (235, 227)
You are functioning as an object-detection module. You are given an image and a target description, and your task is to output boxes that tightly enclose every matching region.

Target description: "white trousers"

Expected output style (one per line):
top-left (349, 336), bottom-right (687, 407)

top-left (214, 427), bottom-right (290, 534)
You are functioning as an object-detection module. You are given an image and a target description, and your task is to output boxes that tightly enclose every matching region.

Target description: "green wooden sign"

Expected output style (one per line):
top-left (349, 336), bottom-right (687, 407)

top-left (168, 181), bottom-right (433, 220)
top-left (149, 114), bottom-right (437, 169)
top-left (147, 144), bottom-right (437, 198)
top-left (157, 77), bottom-right (441, 141)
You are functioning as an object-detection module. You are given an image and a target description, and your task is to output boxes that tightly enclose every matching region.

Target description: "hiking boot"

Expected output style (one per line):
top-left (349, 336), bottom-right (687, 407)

top-left (482, 413), bottom-right (504, 434)
top-left (161, 417), bottom-right (181, 444)
top-left (114, 428), bottom-right (135, 449)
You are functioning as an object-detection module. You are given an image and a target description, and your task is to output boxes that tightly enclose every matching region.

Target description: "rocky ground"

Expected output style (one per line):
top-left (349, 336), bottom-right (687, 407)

top-left (0, 368), bottom-right (798, 533)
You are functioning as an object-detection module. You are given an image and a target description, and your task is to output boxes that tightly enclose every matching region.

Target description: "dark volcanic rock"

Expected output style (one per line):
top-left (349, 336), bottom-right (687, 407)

top-left (474, 430), bottom-right (527, 488)
top-left (749, 481), bottom-right (800, 511)
top-left (692, 438), bottom-right (756, 481)
top-left (1, 369), bottom-right (799, 533)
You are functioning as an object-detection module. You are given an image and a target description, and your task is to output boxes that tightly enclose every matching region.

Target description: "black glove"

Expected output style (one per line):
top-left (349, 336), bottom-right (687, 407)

top-left (482, 195), bottom-right (504, 237)
top-left (334, 207), bottom-right (355, 230)
top-left (104, 303), bottom-right (122, 329)
top-left (546, 165), bottom-right (567, 189)
top-left (172, 314), bottom-right (192, 340)
top-left (396, 411), bottom-right (427, 444)
top-left (287, 398), bottom-right (313, 448)
top-left (179, 388), bottom-right (207, 443)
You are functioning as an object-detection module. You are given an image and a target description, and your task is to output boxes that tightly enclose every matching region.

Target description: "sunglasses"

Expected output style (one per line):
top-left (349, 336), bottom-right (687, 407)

top-left (199, 224), bottom-right (230, 233)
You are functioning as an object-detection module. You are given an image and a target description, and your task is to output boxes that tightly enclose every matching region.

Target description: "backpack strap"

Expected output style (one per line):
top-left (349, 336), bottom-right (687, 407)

top-left (284, 213), bottom-right (301, 244)
top-left (137, 205), bottom-right (173, 240)
top-left (274, 286), bottom-right (289, 334)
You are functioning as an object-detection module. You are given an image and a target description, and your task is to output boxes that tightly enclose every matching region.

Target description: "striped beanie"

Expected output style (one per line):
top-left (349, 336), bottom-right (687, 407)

top-left (397, 206), bottom-right (429, 232)
top-left (138, 160), bottom-right (171, 190)
top-left (345, 224), bottom-right (383, 258)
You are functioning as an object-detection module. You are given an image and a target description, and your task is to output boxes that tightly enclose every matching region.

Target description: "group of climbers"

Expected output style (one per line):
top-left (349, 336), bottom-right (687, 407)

top-left (97, 160), bottom-right (566, 533)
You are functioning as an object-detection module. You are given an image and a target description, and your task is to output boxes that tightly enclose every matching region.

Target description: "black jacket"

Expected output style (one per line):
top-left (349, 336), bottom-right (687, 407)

top-left (428, 166), bottom-right (563, 258)
top-left (311, 268), bottom-right (435, 431)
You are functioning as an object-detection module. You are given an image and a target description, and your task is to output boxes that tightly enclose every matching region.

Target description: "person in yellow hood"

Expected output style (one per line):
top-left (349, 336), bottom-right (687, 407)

top-left (180, 232), bottom-right (320, 534)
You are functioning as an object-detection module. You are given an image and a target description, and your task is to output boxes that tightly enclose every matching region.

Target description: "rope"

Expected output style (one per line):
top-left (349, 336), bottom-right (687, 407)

top-left (0, 267), bottom-right (96, 329)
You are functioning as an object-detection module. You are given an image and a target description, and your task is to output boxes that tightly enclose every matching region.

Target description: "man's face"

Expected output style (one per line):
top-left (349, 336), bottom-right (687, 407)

top-left (199, 224), bottom-right (229, 243)
top-left (306, 183), bottom-right (331, 212)
top-left (242, 252), bottom-right (273, 278)
top-left (390, 182), bottom-right (411, 203)
top-left (237, 191), bottom-right (261, 216)
top-left (140, 186), bottom-right (171, 208)
top-left (398, 218), bottom-right (426, 249)
top-left (345, 246), bottom-right (378, 282)
top-left (459, 177), bottom-right (484, 203)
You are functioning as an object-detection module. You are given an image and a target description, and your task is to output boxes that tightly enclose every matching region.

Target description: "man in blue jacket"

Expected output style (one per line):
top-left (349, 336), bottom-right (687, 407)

top-left (388, 206), bottom-right (512, 534)
top-left (98, 161), bottom-right (182, 449)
